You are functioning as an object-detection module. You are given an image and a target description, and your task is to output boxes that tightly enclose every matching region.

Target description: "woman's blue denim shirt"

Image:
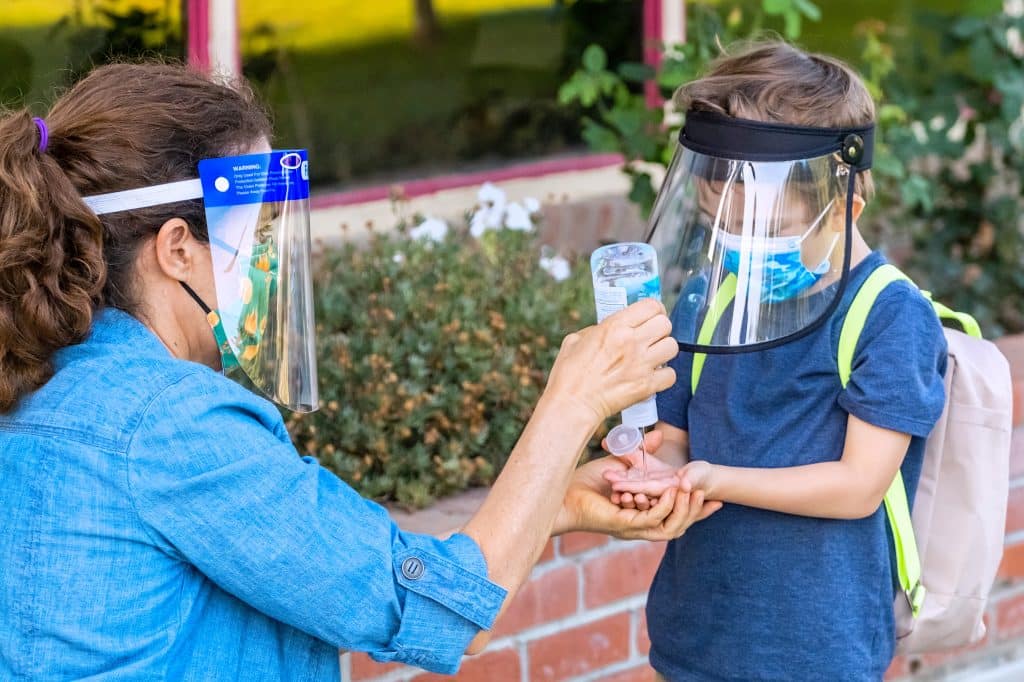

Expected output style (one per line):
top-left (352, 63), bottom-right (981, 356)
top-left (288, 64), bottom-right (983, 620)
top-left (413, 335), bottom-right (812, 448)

top-left (0, 308), bottom-right (505, 680)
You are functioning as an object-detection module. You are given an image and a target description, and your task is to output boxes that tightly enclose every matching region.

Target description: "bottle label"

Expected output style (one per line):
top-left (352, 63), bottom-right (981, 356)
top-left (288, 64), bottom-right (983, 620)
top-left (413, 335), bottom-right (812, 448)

top-left (633, 276), bottom-right (662, 303)
top-left (594, 285), bottom-right (628, 323)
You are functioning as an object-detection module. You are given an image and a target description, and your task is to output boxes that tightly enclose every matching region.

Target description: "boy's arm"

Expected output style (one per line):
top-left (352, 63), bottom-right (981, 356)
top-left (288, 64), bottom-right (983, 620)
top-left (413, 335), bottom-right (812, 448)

top-left (683, 414), bottom-right (910, 520)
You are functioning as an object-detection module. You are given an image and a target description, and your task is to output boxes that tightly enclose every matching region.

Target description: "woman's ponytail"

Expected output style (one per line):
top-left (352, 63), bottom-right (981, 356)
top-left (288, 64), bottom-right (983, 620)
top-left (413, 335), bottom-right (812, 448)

top-left (0, 111), bottom-right (105, 412)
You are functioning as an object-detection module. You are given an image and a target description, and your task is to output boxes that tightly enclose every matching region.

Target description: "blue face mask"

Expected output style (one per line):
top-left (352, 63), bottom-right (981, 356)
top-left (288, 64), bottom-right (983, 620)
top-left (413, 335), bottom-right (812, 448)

top-left (717, 202), bottom-right (838, 303)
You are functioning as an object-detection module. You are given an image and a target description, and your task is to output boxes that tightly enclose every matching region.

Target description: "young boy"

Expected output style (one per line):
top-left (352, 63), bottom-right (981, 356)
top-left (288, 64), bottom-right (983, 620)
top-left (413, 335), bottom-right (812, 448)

top-left (607, 42), bottom-right (947, 680)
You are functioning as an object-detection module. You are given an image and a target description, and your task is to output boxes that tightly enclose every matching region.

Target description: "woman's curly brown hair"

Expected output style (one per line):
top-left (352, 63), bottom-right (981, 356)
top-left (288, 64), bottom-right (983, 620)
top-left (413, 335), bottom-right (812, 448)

top-left (0, 63), bottom-right (272, 412)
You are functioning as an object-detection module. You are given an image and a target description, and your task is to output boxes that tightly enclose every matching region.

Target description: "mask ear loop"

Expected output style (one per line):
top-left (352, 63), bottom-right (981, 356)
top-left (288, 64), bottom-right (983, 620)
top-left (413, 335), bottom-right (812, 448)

top-left (180, 281), bottom-right (215, 318)
top-left (797, 198), bottom-right (837, 242)
top-left (797, 198), bottom-right (840, 274)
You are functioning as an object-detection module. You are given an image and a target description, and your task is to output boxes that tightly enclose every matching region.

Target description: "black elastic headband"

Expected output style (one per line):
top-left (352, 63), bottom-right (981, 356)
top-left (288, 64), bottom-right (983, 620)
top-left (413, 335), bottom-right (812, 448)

top-left (678, 110), bottom-right (875, 169)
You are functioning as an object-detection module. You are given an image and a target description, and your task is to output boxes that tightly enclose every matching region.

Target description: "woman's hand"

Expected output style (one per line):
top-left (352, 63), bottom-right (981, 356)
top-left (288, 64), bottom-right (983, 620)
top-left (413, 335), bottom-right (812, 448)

top-left (544, 299), bottom-right (677, 425)
top-left (554, 456), bottom-right (722, 541)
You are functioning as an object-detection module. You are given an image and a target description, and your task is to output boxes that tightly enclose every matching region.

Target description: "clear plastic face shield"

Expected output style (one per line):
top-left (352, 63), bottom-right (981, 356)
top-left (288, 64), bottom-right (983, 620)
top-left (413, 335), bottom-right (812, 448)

top-left (83, 150), bottom-right (319, 412)
top-left (646, 111), bottom-right (874, 354)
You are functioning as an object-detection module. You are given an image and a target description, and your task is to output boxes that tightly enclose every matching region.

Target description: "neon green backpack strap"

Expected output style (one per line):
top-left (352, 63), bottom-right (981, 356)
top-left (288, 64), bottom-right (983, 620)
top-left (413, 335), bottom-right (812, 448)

top-left (838, 263), bottom-right (925, 617)
top-left (837, 264), bottom-right (912, 385)
top-left (921, 292), bottom-right (983, 340)
top-left (691, 274), bottom-right (738, 395)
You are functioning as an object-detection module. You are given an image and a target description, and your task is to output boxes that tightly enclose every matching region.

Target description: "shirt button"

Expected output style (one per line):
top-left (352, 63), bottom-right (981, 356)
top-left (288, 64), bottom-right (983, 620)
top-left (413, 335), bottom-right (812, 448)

top-left (402, 557), bottom-right (425, 580)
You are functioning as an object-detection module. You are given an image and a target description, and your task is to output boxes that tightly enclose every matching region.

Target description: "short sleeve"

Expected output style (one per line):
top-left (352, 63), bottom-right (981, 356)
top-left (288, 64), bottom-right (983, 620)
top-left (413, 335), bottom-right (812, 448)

top-left (656, 349), bottom-right (694, 431)
top-left (125, 371), bottom-right (506, 675)
top-left (837, 282), bottom-right (947, 438)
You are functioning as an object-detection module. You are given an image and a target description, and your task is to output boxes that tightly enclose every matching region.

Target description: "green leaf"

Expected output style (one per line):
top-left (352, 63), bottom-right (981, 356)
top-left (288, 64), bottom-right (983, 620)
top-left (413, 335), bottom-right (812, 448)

top-left (995, 71), bottom-right (1024, 122)
top-left (950, 16), bottom-right (987, 39)
top-left (762, 0), bottom-right (790, 14)
top-left (968, 35), bottom-right (997, 78)
top-left (628, 172), bottom-right (658, 217)
top-left (901, 174), bottom-right (935, 214)
top-left (578, 79), bottom-right (600, 107)
top-left (605, 106), bottom-right (646, 136)
top-left (618, 61), bottom-right (656, 84)
top-left (657, 58), bottom-right (696, 90)
top-left (794, 0), bottom-right (821, 21)
top-left (556, 80), bottom-right (580, 106)
top-left (783, 11), bottom-right (801, 39)
top-left (582, 44), bottom-right (607, 73)
top-left (580, 119), bottom-right (621, 154)
top-left (871, 149), bottom-right (906, 180)
top-left (878, 103), bottom-right (908, 126)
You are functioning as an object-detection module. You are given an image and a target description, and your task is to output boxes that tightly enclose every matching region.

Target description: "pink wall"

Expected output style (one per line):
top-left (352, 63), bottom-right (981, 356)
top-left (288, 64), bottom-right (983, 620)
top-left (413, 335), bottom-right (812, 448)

top-left (185, 0), bottom-right (209, 71)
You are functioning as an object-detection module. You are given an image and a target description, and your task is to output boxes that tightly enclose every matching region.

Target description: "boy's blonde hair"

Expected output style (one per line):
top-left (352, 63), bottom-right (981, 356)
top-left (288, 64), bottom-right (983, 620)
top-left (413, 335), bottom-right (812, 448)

top-left (676, 41), bottom-right (875, 199)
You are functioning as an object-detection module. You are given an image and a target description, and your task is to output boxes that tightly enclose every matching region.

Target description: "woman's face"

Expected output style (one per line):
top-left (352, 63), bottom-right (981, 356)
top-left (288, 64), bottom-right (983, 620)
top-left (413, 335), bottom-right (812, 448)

top-left (136, 137), bottom-right (274, 368)
top-left (190, 134), bottom-right (274, 366)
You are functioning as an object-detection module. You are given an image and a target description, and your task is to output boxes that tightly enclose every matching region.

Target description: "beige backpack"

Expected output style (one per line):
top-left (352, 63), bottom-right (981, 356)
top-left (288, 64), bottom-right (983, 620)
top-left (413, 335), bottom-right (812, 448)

top-left (691, 262), bottom-right (1013, 655)
top-left (838, 264), bottom-right (1013, 654)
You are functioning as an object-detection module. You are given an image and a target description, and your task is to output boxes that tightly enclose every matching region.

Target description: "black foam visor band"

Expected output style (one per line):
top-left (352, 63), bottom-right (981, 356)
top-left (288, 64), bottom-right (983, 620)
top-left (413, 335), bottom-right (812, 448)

top-left (678, 109), bottom-right (875, 169)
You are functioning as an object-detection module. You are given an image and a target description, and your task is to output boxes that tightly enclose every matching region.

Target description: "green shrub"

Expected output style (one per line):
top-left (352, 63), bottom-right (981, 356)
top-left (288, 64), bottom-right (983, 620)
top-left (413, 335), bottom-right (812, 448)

top-left (878, 8), bottom-right (1024, 336)
top-left (286, 227), bottom-right (605, 508)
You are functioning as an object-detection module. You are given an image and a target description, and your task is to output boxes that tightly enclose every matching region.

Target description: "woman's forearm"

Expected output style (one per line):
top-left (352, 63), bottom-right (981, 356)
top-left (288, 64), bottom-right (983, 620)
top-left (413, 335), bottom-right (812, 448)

top-left (462, 391), bottom-right (596, 595)
top-left (707, 461), bottom-right (885, 520)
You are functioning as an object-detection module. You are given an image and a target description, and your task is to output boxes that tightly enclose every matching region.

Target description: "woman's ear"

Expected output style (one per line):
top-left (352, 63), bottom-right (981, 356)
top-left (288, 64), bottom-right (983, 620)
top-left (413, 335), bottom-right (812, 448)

top-left (152, 218), bottom-right (201, 282)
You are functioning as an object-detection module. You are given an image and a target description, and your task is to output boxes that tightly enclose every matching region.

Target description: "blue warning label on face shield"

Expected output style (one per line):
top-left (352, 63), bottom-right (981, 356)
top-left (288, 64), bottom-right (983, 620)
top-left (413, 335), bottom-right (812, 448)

top-left (198, 150), bottom-right (310, 207)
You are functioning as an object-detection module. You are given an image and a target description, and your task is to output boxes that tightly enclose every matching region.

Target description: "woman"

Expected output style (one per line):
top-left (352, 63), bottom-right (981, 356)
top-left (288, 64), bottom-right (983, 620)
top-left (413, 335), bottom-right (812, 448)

top-left (0, 64), bottom-right (716, 680)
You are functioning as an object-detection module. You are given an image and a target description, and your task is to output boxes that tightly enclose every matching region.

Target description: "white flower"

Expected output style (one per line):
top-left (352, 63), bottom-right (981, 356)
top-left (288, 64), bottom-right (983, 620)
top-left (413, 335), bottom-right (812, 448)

top-left (476, 182), bottom-right (508, 229)
top-left (1006, 0), bottom-right (1024, 18)
top-left (929, 115), bottom-right (947, 131)
top-left (539, 254), bottom-right (571, 282)
top-left (1009, 106), bottom-right (1024, 152)
top-left (911, 121), bottom-right (929, 144)
top-left (392, 252), bottom-right (405, 264)
top-left (504, 202), bottom-right (534, 232)
top-left (947, 115), bottom-right (969, 143)
top-left (477, 181), bottom-right (507, 206)
top-left (1008, 26), bottom-right (1024, 57)
top-left (469, 183), bottom-right (540, 237)
top-left (409, 217), bottom-right (448, 242)
top-left (469, 209), bottom-right (490, 238)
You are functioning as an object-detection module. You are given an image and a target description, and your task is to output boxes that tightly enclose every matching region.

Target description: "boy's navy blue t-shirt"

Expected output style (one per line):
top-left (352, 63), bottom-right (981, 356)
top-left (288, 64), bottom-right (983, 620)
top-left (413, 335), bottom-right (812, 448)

top-left (650, 252), bottom-right (947, 681)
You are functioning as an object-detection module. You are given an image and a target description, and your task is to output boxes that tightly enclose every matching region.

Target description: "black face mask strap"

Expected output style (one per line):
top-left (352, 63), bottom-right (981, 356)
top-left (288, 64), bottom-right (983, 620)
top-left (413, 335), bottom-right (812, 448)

top-left (180, 281), bottom-right (213, 316)
top-left (841, 163), bottom-right (857, 284)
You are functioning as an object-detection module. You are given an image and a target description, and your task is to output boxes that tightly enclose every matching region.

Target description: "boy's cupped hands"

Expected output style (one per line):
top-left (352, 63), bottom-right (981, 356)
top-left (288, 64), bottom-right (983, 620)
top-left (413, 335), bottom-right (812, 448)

top-left (602, 429), bottom-right (720, 519)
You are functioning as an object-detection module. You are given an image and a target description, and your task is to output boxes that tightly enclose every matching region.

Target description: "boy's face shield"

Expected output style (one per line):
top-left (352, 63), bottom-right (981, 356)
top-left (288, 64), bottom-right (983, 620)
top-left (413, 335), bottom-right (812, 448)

top-left (83, 150), bottom-right (319, 413)
top-left (646, 111), bottom-right (874, 354)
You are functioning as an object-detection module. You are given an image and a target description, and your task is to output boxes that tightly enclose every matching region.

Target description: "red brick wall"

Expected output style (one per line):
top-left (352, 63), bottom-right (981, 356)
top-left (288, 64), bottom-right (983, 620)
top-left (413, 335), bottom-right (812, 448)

top-left (343, 532), bottom-right (661, 682)
top-left (343, 340), bottom-right (1024, 682)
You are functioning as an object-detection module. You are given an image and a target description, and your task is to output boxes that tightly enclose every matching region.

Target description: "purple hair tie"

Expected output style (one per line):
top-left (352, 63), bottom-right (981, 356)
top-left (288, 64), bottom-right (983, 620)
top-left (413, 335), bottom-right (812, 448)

top-left (32, 117), bottom-right (49, 154)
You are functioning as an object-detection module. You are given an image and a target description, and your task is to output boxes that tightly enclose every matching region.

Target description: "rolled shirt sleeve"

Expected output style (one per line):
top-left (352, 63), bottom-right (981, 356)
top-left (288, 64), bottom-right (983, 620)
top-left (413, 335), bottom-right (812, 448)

top-left (125, 370), bottom-right (506, 674)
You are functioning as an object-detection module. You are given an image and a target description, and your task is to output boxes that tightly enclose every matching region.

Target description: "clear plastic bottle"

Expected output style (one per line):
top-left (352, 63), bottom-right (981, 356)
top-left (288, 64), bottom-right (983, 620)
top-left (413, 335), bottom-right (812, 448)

top-left (590, 242), bottom-right (661, 429)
